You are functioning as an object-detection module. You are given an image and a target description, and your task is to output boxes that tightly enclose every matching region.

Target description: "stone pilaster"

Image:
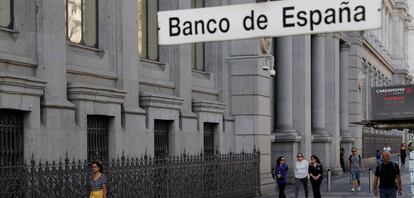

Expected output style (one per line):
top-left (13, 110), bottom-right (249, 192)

top-left (35, 0), bottom-right (76, 160)
top-left (339, 42), bottom-right (355, 163)
top-left (347, 32), bottom-right (365, 154)
top-left (229, 38), bottom-right (273, 191)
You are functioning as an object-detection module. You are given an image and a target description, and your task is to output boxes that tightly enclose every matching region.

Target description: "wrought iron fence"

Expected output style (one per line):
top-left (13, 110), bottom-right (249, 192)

top-left (362, 127), bottom-right (403, 158)
top-left (0, 151), bottom-right (260, 198)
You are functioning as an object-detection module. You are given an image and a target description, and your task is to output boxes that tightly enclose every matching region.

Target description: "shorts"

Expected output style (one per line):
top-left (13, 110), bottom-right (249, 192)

top-left (351, 170), bottom-right (360, 180)
top-left (90, 190), bottom-right (103, 198)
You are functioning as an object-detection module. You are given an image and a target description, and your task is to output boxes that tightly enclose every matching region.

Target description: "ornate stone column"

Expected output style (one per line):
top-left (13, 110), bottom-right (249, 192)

top-left (311, 34), bottom-right (331, 167)
top-left (292, 35), bottom-right (312, 159)
top-left (273, 36), bottom-right (301, 181)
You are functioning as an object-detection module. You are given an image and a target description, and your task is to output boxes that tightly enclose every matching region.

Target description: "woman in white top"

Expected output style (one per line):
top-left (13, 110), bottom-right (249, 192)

top-left (294, 152), bottom-right (309, 198)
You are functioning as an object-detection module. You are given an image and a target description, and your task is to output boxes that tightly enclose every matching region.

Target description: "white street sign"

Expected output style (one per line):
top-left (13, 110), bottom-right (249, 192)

top-left (158, 0), bottom-right (381, 45)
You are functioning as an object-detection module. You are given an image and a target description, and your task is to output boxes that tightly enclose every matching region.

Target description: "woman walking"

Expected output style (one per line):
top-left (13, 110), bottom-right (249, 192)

top-left (308, 155), bottom-right (323, 198)
top-left (400, 143), bottom-right (407, 167)
top-left (294, 152), bottom-right (309, 198)
top-left (89, 160), bottom-right (108, 198)
top-left (274, 156), bottom-right (288, 198)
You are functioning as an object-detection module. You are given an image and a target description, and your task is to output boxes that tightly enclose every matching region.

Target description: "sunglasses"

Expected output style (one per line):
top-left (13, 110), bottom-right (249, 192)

top-left (352, 150), bottom-right (356, 152)
top-left (297, 155), bottom-right (303, 158)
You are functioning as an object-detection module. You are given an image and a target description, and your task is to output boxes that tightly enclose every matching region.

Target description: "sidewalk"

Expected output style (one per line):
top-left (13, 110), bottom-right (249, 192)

top-left (260, 157), bottom-right (414, 198)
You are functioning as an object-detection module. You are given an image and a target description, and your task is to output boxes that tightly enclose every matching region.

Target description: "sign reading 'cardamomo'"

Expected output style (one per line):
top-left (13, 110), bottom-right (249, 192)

top-left (157, 0), bottom-right (381, 45)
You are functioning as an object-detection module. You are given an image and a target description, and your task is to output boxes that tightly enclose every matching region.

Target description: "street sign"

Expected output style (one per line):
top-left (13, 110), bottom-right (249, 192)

top-left (371, 85), bottom-right (414, 121)
top-left (157, 0), bottom-right (382, 45)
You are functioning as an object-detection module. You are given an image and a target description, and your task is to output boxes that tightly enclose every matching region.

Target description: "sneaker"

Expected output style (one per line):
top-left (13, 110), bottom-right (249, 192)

top-left (357, 186), bottom-right (361, 191)
top-left (351, 188), bottom-right (355, 192)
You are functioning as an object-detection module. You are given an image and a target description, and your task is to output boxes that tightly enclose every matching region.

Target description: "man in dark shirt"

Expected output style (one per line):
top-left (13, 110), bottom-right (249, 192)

top-left (373, 151), bottom-right (402, 198)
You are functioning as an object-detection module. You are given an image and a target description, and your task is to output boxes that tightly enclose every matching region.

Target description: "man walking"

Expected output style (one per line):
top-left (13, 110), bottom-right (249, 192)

top-left (349, 148), bottom-right (364, 192)
top-left (373, 151), bottom-right (402, 198)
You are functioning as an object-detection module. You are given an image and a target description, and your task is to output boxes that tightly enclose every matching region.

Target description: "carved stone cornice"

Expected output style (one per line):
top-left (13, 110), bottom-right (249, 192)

top-left (68, 83), bottom-right (126, 104)
top-left (0, 73), bottom-right (46, 96)
top-left (192, 100), bottom-right (226, 114)
top-left (139, 92), bottom-right (184, 110)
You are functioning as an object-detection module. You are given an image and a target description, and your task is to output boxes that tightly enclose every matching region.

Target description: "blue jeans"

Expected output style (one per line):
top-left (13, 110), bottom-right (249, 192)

top-left (380, 188), bottom-right (397, 198)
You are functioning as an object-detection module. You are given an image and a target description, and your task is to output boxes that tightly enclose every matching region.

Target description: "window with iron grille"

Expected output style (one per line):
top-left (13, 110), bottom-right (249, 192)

top-left (204, 123), bottom-right (217, 156)
top-left (87, 115), bottom-right (109, 162)
top-left (0, 109), bottom-right (24, 166)
top-left (0, 0), bottom-right (13, 29)
top-left (154, 120), bottom-right (170, 159)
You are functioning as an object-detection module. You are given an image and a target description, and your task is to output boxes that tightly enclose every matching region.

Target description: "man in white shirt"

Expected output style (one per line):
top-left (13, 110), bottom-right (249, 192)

top-left (295, 152), bottom-right (309, 198)
top-left (383, 143), bottom-right (391, 153)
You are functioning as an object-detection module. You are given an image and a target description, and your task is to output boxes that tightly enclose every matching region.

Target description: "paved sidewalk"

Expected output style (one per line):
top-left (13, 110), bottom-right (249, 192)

top-left (260, 157), bottom-right (414, 198)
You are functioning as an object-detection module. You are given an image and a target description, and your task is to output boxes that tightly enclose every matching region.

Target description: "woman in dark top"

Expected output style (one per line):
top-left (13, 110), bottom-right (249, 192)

top-left (308, 155), bottom-right (323, 198)
top-left (89, 160), bottom-right (107, 198)
top-left (274, 156), bottom-right (288, 198)
top-left (400, 143), bottom-right (407, 167)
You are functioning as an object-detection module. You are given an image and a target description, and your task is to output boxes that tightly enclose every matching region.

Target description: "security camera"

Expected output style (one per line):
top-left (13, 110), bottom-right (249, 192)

top-left (262, 65), bottom-right (269, 71)
top-left (269, 69), bottom-right (276, 77)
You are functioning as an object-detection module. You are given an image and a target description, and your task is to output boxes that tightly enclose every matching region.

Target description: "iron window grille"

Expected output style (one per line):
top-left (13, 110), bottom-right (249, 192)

top-left (154, 120), bottom-right (170, 159)
top-left (87, 115), bottom-right (109, 162)
top-left (203, 123), bottom-right (216, 156)
top-left (0, 109), bottom-right (24, 166)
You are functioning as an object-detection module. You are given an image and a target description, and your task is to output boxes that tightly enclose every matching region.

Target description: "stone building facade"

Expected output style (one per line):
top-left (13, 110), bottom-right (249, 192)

top-left (0, 0), bottom-right (412, 191)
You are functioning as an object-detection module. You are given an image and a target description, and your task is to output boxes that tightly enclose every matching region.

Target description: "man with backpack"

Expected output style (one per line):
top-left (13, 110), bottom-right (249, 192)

top-left (349, 148), bottom-right (364, 192)
top-left (373, 151), bottom-right (402, 198)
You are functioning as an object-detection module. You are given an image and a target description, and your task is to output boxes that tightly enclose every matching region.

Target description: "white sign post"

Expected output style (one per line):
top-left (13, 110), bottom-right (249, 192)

top-left (158, 0), bottom-right (381, 45)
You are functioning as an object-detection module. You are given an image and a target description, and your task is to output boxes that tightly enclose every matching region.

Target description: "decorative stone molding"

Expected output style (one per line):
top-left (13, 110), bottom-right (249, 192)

top-left (272, 133), bottom-right (302, 143)
top-left (139, 92), bottom-right (184, 110)
top-left (192, 100), bottom-right (226, 114)
top-left (0, 73), bottom-right (46, 96)
top-left (68, 83), bottom-right (126, 104)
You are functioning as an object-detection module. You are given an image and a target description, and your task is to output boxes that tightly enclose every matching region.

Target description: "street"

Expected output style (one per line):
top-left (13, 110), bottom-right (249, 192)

top-left (261, 155), bottom-right (414, 198)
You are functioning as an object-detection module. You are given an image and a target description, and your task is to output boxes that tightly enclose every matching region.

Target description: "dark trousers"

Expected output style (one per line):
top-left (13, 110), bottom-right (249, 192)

top-left (294, 177), bottom-right (308, 198)
top-left (310, 179), bottom-right (322, 198)
top-left (380, 188), bottom-right (397, 198)
top-left (277, 183), bottom-right (286, 198)
top-left (401, 155), bottom-right (406, 165)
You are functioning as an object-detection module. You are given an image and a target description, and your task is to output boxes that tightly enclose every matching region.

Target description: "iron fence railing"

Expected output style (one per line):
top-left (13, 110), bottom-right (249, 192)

top-left (362, 127), bottom-right (403, 158)
top-left (0, 151), bottom-right (260, 198)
